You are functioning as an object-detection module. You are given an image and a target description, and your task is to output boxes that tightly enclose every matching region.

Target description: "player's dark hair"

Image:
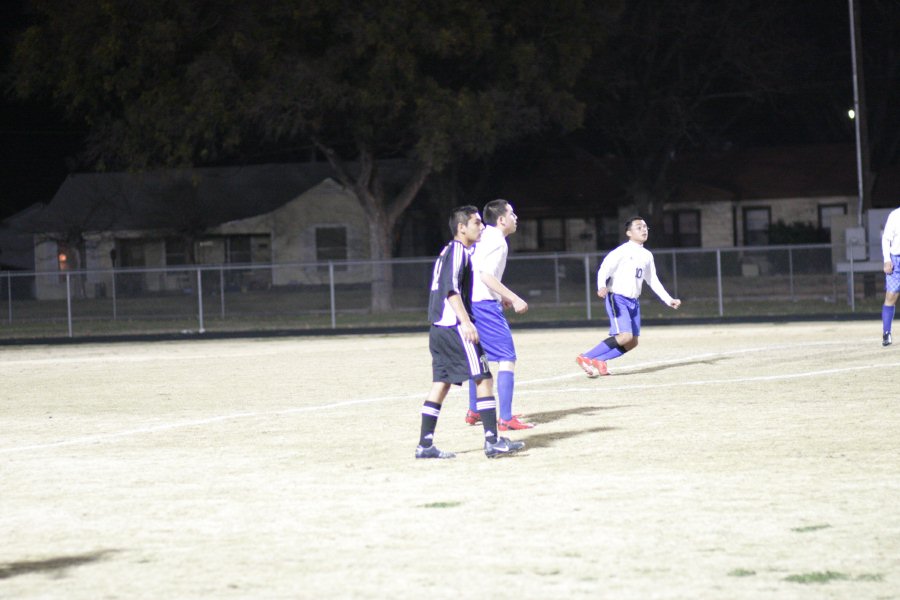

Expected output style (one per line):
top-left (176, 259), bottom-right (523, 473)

top-left (625, 216), bottom-right (645, 231)
top-left (449, 205), bottom-right (479, 235)
top-left (482, 199), bottom-right (509, 226)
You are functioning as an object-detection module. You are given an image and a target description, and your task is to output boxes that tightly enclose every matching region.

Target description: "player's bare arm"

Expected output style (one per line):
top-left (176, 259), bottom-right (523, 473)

top-left (480, 272), bottom-right (528, 313)
top-left (447, 293), bottom-right (479, 343)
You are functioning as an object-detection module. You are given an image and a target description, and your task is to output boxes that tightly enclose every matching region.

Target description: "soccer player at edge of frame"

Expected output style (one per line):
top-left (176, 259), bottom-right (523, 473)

top-left (880, 205), bottom-right (900, 346)
top-left (415, 205), bottom-right (526, 459)
top-left (465, 199), bottom-right (534, 432)
top-left (576, 216), bottom-right (681, 378)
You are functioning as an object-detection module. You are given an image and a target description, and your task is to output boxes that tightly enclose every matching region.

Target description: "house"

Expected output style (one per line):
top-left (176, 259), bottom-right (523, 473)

top-left (491, 144), bottom-right (885, 254)
top-left (5, 161), bottom-right (415, 299)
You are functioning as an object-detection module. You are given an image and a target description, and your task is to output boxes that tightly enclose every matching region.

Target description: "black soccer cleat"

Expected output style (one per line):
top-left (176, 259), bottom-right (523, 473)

top-left (484, 436), bottom-right (525, 458)
top-left (883, 332), bottom-right (892, 347)
top-left (415, 445), bottom-right (456, 459)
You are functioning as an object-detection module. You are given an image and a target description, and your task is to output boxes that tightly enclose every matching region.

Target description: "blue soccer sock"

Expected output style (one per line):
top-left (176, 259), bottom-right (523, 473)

top-left (497, 370), bottom-right (515, 421)
top-left (467, 379), bottom-right (478, 413)
top-left (883, 305), bottom-right (895, 334)
top-left (586, 336), bottom-right (626, 361)
top-left (419, 401), bottom-right (441, 447)
top-left (476, 396), bottom-right (498, 443)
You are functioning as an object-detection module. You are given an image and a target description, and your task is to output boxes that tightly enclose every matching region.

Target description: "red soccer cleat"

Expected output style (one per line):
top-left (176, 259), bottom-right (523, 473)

top-left (576, 354), bottom-right (600, 378)
top-left (591, 358), bottom-right (609, 376)
top-left (499, 416), bottom-right (535, 431)
top-left (465, 409), bottom-right (481, 425)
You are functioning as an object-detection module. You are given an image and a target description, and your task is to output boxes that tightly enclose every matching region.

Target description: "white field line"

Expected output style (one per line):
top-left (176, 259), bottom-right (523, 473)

top-left (0, 339), bottom-right (884, 454)
top-left (0, 395), bottom-right (416, 455)
top-left (518, 339), bottom-right (855, 386)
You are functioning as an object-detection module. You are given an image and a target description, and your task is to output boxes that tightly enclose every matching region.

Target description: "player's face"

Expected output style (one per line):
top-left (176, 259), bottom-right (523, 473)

top-left (461, 213), bottom-right (484, 246)
top-left (627, 220), bottom-right (649, 243)
top-left (500, 204), bottom-right (518, 234)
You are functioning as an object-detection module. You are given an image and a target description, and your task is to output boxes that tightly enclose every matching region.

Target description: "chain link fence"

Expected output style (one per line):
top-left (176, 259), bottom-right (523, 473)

top-left (0, 243), bottom-right (885, 340)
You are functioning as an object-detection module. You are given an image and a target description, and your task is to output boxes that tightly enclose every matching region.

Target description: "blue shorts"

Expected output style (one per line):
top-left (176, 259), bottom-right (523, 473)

top-left (606, 293), bottom-right (641, 337)
top-left (887, 255), bottom-right (900, 293)
top-left (472, 300), bottom-right (516, 361)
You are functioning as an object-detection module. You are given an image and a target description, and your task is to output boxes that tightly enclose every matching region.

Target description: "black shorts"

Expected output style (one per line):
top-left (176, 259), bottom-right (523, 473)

top-left (429, 325), bottom-right (492, 385)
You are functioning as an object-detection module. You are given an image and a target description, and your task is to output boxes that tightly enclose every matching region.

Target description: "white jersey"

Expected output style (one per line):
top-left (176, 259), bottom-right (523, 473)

top-left (597, 240), bottom-right (674, 304)
top-left (471, 225), bottom-right (508, 302)
top-left (882, 207), bottom-right (900, 261)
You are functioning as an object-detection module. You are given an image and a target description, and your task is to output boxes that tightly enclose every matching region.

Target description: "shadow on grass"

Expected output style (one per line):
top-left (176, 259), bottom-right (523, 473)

top-left (619, 355), bottom-right (730, 376)
top-left (0, 550), bottom-right (119, 580)
top-left (520, 426), bottom-right (617, 449)
top-left (526, 405), bottom-right (630, 426)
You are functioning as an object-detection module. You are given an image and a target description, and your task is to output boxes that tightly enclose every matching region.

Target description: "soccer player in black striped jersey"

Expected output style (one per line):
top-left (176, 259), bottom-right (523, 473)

top-left (416, 205), bottom-right (526, 459)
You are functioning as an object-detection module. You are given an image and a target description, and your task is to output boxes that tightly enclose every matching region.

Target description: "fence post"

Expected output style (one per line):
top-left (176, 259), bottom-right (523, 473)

top-left (671, 252), bottom-right (678, 297)
top-left (196, 268), bottom-right (206, 333)
top-left (329, 261), bottom-right (336, 329)
top-left (219, 267), bottom-right (226, 319)
top-left (66, 272), bottom-right (73, 337)
top-left (716, 249), bottom-right (724, 317)
top-left (848, 254), bottom-right (856, 312)
top-left (788, 246), bottom-right (795, 301)
top-left (584, 254), bottom-right (592, 320)
top-left (554, 253), bottom-right (560, 305)
top-left (111, 269), bottom-right (117, 320)
top-left (6, 272), bottom-right (11, 324)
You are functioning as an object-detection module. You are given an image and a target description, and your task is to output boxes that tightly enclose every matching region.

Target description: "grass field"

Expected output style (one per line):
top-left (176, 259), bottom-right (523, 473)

top-left (2, 321), bottom-right (898, 599)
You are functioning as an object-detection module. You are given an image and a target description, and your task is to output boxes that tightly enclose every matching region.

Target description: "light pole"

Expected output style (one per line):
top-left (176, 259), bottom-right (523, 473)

top-left (848, 0), bottom-right (870, 226)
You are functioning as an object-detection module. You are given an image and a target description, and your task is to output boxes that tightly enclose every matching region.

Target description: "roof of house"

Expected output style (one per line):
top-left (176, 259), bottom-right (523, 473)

top-left (8, 160), bottom-right (414, 234)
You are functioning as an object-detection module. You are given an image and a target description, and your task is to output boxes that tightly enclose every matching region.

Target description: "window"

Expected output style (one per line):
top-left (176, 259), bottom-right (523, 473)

top-left (165, 237), bottom-right (189, 265)
top-left (57, 242), bottom-right (74, 272)
top-left (116, 239), bottom-right (146, 267)
top-left (226, 236), bottom-right (252, 264)
top-left (595, 217), bottom-right (620, 250)
top-left (663, 210), bottom-right (701, 247)
top-left (743, 207), bottom-right (771, 246)
top-left (538, 218), bottom-right (565, 251)
top-left (509, 220), bottom-right (538, 251)
top-left (818, 203), bottom-right (847, 234)
top-left (316, 226), bottom-right (348, 271)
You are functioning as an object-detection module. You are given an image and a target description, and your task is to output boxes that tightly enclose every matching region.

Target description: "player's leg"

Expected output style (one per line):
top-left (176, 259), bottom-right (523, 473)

top-left (418, 381), bottom-right (452, 455)
top-left (473, 301), bottom-right (530, 428)
top-left (579, 295), bottom-right (634, 374)
top-left (466, 379), bottom-right (480, 424)
top-left (882, 256), bottom-right (900, 346)
top-left (416, 327), bottom-right (459, 459)
top-left (476, 374), bottom-right (525, 458)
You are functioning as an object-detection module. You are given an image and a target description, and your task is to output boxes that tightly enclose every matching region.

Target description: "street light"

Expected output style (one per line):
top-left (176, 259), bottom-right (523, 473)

top-left (848, 0), bottom-right (869, 226)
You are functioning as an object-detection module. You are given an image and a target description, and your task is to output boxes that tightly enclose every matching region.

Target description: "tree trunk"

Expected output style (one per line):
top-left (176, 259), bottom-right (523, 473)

top-left (314, 140), bottom-right (433, 314)
top-left (368, 209), bottom-right (394, 313)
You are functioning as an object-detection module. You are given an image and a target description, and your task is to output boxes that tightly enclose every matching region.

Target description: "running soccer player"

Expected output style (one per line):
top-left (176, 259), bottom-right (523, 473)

top-left (416, 205), bottom-right (526, 459)
top-left (880, 206), bottom-right (900, 346)
top-left (465, 199), bottom-right (533, 431)
top-left (576, 216), bottom-right (681, 377)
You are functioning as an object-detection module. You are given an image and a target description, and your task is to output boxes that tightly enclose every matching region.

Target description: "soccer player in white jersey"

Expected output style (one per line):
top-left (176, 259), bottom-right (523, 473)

top-left (465, 199), bottom-right (533, 431)
top-left (576, 216), bottom-right (681, 377)
top-left (880, 206), bottom-right (900, 346)
top-left (416, 205), bottom-right (526, 459)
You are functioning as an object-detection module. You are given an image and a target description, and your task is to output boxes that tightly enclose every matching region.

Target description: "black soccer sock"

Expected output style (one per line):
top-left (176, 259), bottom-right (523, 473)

top-left (419, 401), bottom-right (441, 447)
top-left (476, 396), bottom-right (499, 444)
